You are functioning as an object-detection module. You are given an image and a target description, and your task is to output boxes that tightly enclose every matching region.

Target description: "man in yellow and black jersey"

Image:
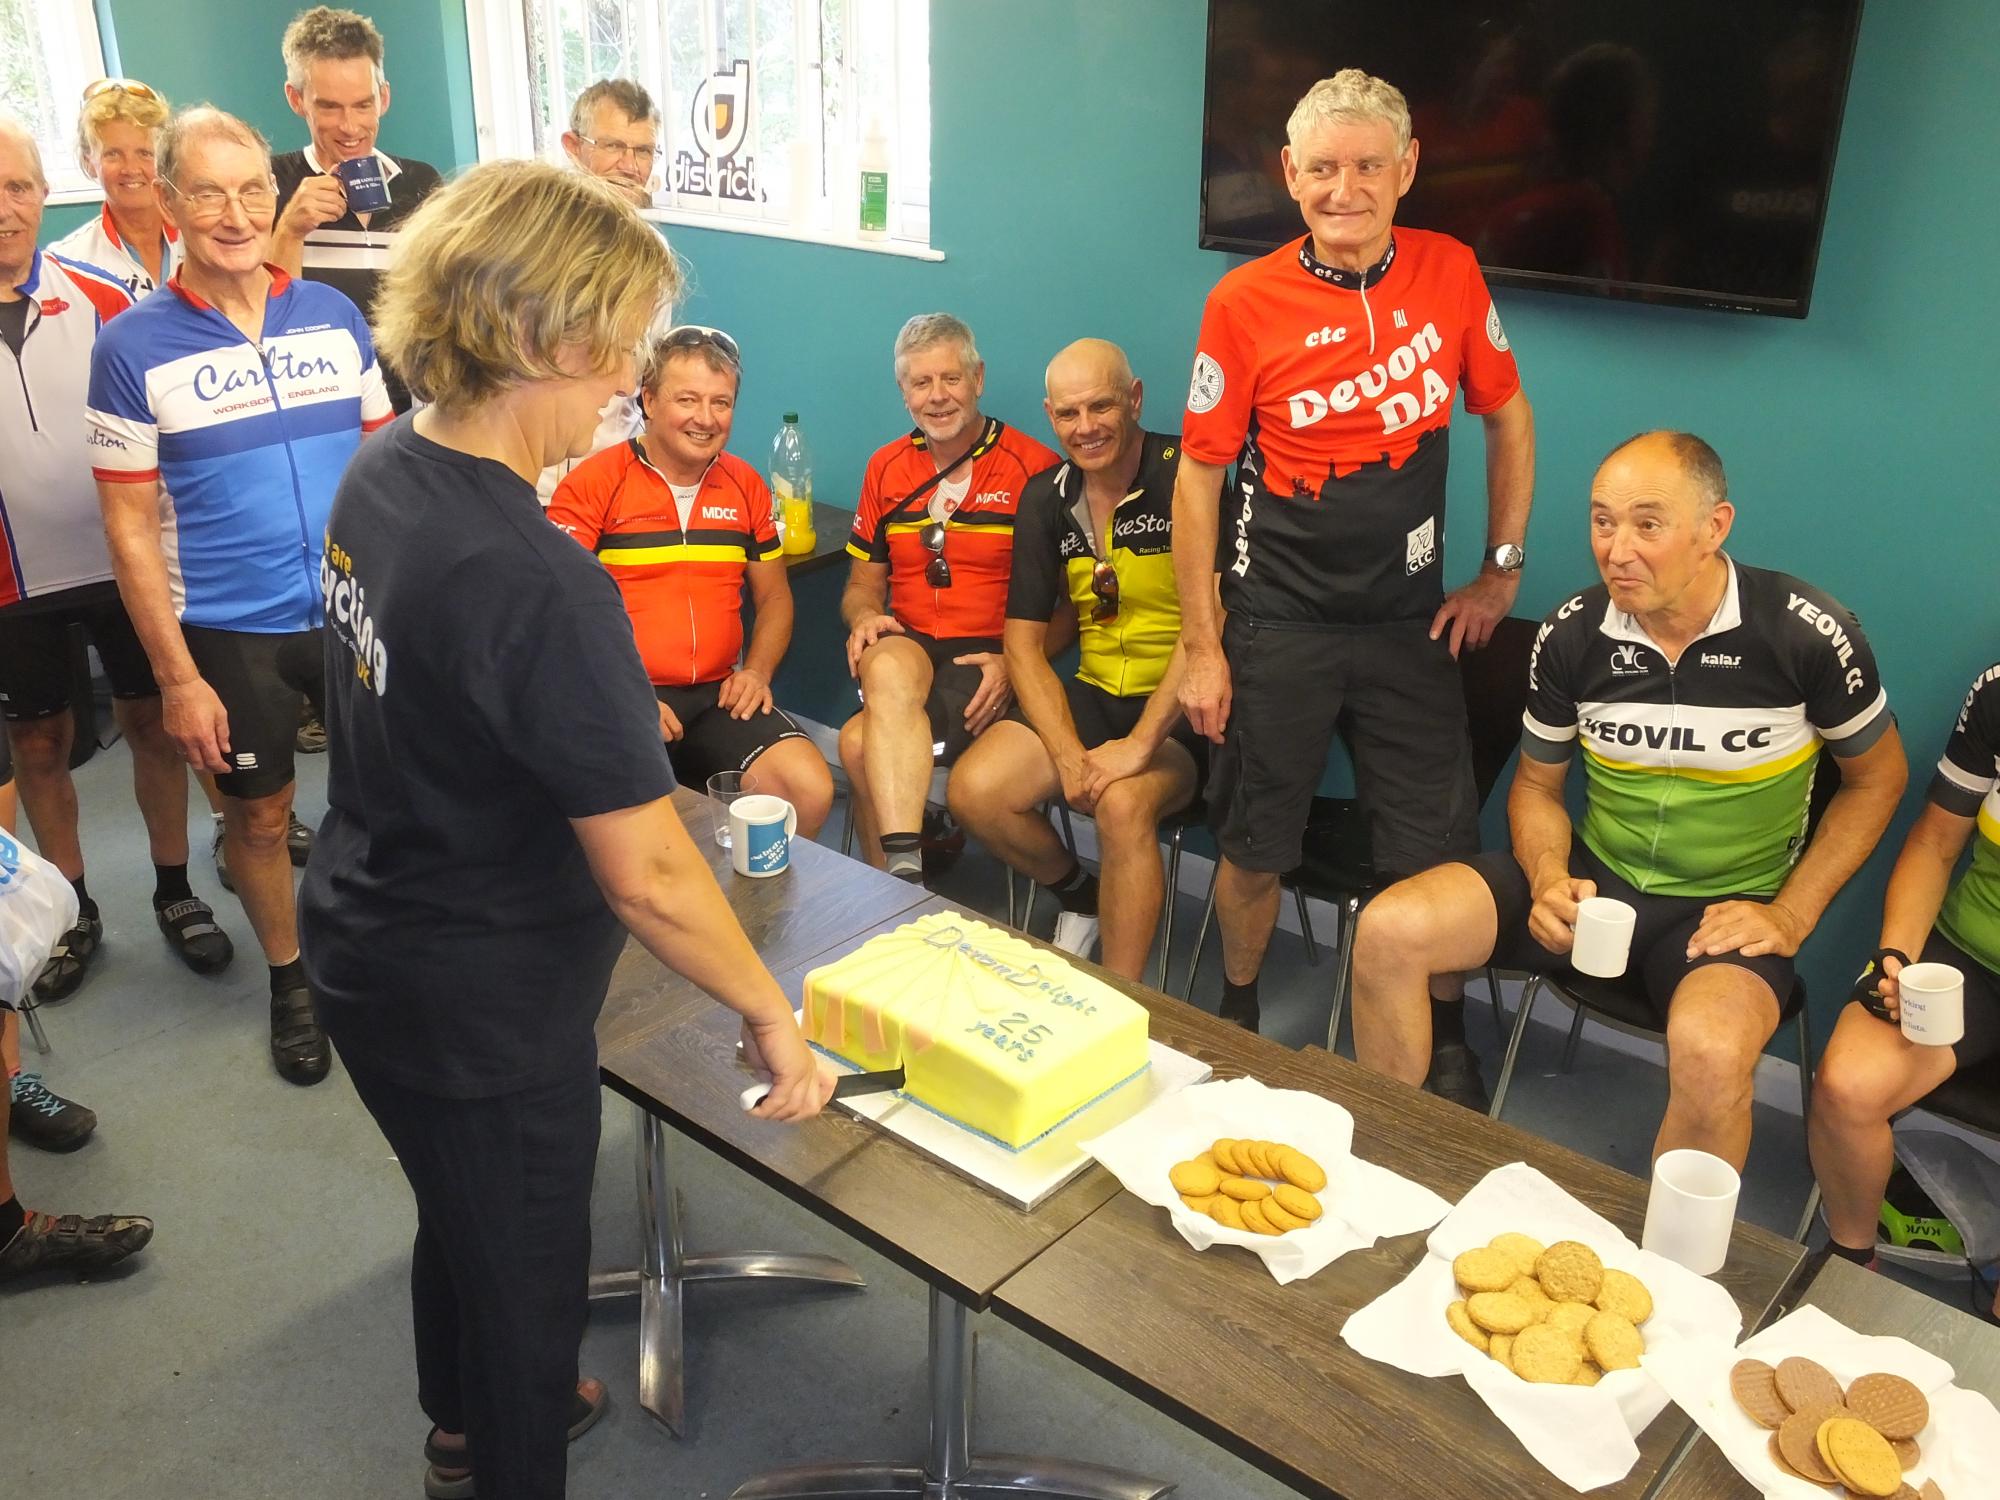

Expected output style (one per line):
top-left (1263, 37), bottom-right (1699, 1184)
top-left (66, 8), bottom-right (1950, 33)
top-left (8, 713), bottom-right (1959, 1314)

top-left (949, 340), bottom-right (1200, 981)
top-left (1351, 433), bottom-right (1907, 1165)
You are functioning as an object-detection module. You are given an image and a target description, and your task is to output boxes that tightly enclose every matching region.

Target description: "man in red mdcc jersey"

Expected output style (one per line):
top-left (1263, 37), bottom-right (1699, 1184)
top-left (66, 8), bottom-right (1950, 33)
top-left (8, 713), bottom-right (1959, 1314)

top-left (1172, 71), bottom-right (1536, 1106)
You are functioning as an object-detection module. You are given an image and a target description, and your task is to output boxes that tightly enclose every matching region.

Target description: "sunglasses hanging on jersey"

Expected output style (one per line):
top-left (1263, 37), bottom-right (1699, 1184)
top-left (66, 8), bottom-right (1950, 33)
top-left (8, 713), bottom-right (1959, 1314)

top-left (1090, 558), bottom-right (1121, 621)
top-left (878, 417), bottom-right (1003, 590)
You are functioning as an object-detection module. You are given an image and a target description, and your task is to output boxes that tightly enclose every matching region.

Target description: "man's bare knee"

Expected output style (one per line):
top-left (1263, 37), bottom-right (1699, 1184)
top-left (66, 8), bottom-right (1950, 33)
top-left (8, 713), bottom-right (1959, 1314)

top-left (8, 716), bottom-right (71, 775)
top-left (228, 792), bottom-right (295, 851)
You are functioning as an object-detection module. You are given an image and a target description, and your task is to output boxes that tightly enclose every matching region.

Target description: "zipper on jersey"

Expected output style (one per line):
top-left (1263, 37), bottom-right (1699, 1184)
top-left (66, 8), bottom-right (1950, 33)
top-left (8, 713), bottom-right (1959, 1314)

top-left (1358, 278), bottom-right (1378, 355)
top-left (1642, 657), bottom-right (1684, 893)
top-left (9, 301), bottom-right (43, 429)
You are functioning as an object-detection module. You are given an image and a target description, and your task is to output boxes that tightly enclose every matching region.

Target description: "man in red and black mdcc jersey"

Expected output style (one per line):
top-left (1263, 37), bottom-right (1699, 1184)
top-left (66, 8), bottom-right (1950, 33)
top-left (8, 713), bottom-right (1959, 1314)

top-left (839, 313), bottom-right (1059, 882)
top-left (1173, 70), bottom-right (1536, 1103)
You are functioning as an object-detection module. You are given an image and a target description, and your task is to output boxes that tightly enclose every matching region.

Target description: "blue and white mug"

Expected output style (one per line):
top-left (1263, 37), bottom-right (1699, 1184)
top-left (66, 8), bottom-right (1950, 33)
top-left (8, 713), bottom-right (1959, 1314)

top-left (331, 155), bottom-right (393, 213)
top-left (729, 794), bottom-right (797, 878)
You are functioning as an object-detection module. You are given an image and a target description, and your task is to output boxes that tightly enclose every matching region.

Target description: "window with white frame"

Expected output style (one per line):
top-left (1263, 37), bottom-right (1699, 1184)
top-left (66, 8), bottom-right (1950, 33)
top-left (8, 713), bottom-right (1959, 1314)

top-left (466, 0), bottom-right (932, 253)
top-left (0, 0), bottom-right (113, 200)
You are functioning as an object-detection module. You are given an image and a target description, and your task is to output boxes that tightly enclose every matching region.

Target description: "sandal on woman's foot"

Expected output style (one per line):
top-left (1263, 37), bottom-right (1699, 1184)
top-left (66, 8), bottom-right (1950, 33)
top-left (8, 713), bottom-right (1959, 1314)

top-left (420, 1380), bottom-right (611, 1496)
top-left (32, 914), bottom-right (103, 1003)
top-left (156, 896), bottom-right (235, 974)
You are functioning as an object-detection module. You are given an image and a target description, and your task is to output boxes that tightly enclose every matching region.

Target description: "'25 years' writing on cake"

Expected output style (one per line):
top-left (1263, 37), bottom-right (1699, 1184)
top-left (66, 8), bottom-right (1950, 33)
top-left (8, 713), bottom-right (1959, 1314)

top-left (802, 911), bottom-right (1150, 1148)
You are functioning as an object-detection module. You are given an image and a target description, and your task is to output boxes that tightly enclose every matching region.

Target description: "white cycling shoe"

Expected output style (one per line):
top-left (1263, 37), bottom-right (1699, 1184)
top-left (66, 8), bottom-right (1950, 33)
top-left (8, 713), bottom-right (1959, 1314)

top-left (1051, 910), bottom-right (1101, 960)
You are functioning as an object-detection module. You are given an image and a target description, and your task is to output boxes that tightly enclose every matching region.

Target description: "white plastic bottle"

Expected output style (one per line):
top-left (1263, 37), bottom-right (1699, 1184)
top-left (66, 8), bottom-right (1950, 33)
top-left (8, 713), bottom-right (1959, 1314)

top-left (771, 413), bottom-right (816, 556)
top-left (858, 117), bottom-right (889, 240)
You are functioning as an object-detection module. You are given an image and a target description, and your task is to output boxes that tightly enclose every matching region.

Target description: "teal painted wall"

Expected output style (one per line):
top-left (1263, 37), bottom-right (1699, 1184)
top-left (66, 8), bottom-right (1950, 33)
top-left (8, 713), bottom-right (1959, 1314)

top-left (37, 1), bottom-right (2000, 1037)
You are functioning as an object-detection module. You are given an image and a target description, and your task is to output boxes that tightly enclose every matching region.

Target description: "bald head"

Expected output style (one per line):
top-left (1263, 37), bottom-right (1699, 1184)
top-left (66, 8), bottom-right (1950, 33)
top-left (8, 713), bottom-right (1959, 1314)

top-left (1044, 338), bottom-right (1135, 401)
top-left (1043, 338), bottom-right (1144, 476)
top-left (1599, 430), bottom-right (1728, 516)
top-left (1589, 430), bottom-right (1734, 619)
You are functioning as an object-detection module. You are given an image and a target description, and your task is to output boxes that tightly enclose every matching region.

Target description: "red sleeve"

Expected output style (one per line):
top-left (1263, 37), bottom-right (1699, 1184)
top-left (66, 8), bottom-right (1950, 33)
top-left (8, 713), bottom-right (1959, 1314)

top-left (1458, 252), bottom-right (1522, 416)
top-left (745, 468), bottom-right (781, 560)
top-left (545, 453), bottom-right (617, 550)
top-left (54, 258), bottom-right (134, 324)
top-left (1179, 286), bottom-right (1259, 466)
top-left (847, 450), bottom-right (890, 563)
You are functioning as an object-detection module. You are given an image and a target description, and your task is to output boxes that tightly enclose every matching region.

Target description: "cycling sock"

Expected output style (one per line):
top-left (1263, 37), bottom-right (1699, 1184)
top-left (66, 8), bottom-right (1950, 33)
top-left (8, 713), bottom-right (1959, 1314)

top-left (69, 875), bottom-right (96, 922)
top-left (1220, 977), bottom-right (1260, 1028)
top-left (269, 957), bottom-right (307, 995)
top-left (1044, 863), bottom-right (1099, 915)
top-left (1431, 996), bottom-right (1466, 1047)
top-left (1827, 1239), bottom-right (1878, 1270)
top-left (880, 832), bottom-right (923, 882)
top-left (153, 863), bottom-right (194, 905)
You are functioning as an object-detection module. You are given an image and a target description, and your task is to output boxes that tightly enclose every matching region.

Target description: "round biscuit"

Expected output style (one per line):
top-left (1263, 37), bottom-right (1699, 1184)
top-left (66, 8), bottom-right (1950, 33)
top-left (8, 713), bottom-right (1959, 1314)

top-left (1595, 1267), bottom-right (1654, 1325)
top-left (1246, 1140), bottom-right (1278, 1179)
top-left (1846, 1372), bottom-right (1929, 1441)
top-left (1278, 1147), bottom-right (1328, 1193)
top-left (1583, 1310), bottom-right (1644, 1372)
top-left (1728, 1358), bottom-right (1789, 1429)
top-left (1489, 1232), bottom-right (1546, 1278)
top-left (1534, 1240), bottom-right (1605, 1304)
top-left (1488, 1332), bottom-right (1514, 1369)
top-left (1506, 1277), bottom-right (1554, 1324)
top-left (1509, 1323), bottom-right (1584, 1384)
top-left (1210, 1138), bottom-right (1244, 1175)
top-left (1452, 1247), bottom-right (1518, 1294)
top-left (1272, 1183), bottom-right (1322, 1222)
top-left (1572, 1361), bottom-right (1603, 1387)
top-left (1218, 1176), bottom-right (1272, 1201)
top-left (1820, 1415), bottom-right (1901, 1498)
top-left (1238, 1198), bottom-right (1282, 1236)
top-left (1194, 1150), bottom-right (1220, 1172)
top-left (1890, 1436), bottom-right (1919, 1470)
top-left (1261, 1198), bottom-right (1309, 1232)
top-left (1209, 1196), bottom-right (1244, 1231)
top-left (1777, 1405), bottom-right (1843, 1485)
top-left (1445, 1299), bottom-right (1490, 1353)
top-left (1775, 1356), bottom-right (1844, 1415)
top-left (1169, 1159), bottom-right (1222, 1196)
top-left (1548, 1301), bottom-right (1596, 1337)
top-left (1467, 1291), bottom-right (1535, 1335)
top-left (1178, 1193), bottom-right (1217, 1213)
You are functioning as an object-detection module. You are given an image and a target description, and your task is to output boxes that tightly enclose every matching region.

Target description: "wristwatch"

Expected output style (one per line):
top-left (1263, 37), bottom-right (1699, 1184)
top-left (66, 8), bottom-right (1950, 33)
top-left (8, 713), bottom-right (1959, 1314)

top-left (1484, 542), bottom-right (1526, 573)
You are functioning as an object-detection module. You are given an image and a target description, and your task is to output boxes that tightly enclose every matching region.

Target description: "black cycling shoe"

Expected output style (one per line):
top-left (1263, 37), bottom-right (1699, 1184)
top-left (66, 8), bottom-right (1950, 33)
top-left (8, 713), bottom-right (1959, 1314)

top-left (0, 1208), bottom-right (153, 1281)
top-left (1425, 1040), bottom-right (1490, 1113)
top-left (287, 812), bottom-right (313, 867)
top-left (8, 1073), bottom-right (98, 1151)
top-left (31, 914), bottom-right (103, 1003)
top-left (270, 985), bottom-right (331, 1086)
top-left (156, 896), bottom-right (235, 974)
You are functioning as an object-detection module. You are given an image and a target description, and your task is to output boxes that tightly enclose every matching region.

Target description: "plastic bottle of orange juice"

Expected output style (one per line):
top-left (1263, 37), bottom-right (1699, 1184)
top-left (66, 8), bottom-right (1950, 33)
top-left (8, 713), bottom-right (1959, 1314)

top-left (771, 412), bottom-right (816, 555)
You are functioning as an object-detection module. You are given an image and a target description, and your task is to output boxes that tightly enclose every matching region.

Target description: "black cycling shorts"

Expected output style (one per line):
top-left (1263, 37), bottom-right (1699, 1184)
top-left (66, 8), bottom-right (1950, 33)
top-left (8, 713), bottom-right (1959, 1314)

top-left (655, 679), bottom-right (809, 788)
top-left (1467, 841), bottom-right (1796, 1020)
top-left (182, 624), bottom-right (325, 800)
top-left (1209, 615), bottom-right (1475, 877)
top-left (0, 583), bottom-right (158, 720)
top-left (856, 630), bottom-right (1001, 768)
top-left (1006, 675), bottom-right (1204, 762)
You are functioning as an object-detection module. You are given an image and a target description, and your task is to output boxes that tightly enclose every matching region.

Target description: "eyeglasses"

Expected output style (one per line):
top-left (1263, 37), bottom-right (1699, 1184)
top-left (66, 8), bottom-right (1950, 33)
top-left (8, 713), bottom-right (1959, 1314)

top-left (82, 77), bottom-right (162, 104)
top-left (577, 133), bottom-right (659, 166)
top-left (659, 324), bottom-right (742, 367)
top-left (920, 520), bottom-right (953, 588)
top-left (1090, 559), bottom-right (1120, 621)
top-left (160, 178), bottom-right (277, 220)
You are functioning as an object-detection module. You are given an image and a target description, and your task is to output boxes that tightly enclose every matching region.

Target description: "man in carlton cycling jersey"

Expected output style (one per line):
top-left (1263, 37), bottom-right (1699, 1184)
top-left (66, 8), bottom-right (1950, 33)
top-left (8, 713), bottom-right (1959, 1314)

top-left (1811, 663), bottom-right (2000, 1279)
top-left (1351, 433), bottom-right (1907, 1162)
top-left (547, 326), bottom-right (833, 833)
top-left (839, 313), bottom-right (1059, 881)
top-left (88, 108), bottom-right (392, 1086)
top-left (949, 339), bottom-right (1199, 980)
top-left (1172, 70), bottom-right (1535, 1092)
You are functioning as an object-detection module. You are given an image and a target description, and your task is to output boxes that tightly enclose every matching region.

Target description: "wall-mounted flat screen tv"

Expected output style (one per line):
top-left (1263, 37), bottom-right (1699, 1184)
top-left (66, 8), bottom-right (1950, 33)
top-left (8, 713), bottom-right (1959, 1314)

top-left (1201, 1), bottom-right (1864, 316)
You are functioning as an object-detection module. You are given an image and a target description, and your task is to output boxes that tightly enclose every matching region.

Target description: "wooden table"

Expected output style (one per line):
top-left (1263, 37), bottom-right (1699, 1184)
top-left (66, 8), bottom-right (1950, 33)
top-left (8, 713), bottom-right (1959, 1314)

top-left (992, 1029), bottom-right (1808, 1500)
top-left (1648, 1251), bottom-right (2000, 1498)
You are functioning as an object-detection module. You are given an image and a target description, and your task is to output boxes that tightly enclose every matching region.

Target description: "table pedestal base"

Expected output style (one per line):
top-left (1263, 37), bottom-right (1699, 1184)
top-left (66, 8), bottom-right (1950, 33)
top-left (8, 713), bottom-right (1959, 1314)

top-left (731, 1287), bottom-right (1174, 1500)
top-left (589, 1103), bottom-right (865, 1435)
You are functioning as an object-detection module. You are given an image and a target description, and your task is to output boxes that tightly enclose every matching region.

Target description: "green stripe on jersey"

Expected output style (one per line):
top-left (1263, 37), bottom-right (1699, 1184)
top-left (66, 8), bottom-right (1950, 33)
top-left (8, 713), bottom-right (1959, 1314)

top-left (1578, 751), bottom-right (1817, 897)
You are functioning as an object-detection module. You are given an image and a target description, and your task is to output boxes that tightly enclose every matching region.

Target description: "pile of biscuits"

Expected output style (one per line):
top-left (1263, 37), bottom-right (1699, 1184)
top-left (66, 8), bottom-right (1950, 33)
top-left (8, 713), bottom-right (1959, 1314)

top-left (1444, 1233), bottom-right (1654, 1386)
top-left (1730, 1355), bottom-right (1945, 1498)
top-left (1167, 1137), bottom-right (1328, 1235)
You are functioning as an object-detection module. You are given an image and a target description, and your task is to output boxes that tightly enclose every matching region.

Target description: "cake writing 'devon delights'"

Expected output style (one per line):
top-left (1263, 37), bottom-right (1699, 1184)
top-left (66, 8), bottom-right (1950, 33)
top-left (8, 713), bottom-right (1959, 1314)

top-left (802, 911), bottom-right (1151, 1149)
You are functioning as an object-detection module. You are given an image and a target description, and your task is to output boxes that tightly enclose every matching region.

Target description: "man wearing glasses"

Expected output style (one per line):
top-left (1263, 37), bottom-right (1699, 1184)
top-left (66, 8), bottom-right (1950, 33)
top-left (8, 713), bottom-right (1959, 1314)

top-left (270, 6), bottom-right (442, 413)
top-left (839, 313), bottom-right (1059, 882)
top-left (548, 326), bottom-right (835, 832)
top-left (948, 340), bottom-right (1199, 978)
top-left (562, 78), bottom-right (659, 208)
top-left (88, 107), bottom-right (392, 1087)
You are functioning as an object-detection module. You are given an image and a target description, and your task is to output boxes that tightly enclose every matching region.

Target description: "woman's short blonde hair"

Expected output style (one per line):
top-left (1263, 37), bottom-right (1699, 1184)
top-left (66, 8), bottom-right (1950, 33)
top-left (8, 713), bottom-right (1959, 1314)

top-left (373, 159), bottom-right (681, 413)
top-left (76, 83), bottom-right (170, 173)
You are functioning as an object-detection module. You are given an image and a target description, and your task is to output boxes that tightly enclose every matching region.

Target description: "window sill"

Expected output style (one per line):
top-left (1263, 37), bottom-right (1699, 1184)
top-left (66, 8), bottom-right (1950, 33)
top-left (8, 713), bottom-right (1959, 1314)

top-left (46, 186), bottom-right (105, 208)
top-left (640, 208), bottom-right (944, 262)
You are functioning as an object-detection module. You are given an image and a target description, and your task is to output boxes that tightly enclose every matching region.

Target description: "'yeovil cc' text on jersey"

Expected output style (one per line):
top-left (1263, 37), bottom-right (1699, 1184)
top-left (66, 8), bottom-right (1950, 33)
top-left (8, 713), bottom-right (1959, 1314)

top-left (1520, 558), bottom-right (1891, 898)
top-left (1929, 663), bottom-right (2000, 976)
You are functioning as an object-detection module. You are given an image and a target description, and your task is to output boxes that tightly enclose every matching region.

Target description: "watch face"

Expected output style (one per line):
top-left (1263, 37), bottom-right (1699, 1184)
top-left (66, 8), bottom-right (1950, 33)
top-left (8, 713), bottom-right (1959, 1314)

top-left (1491, 543), bottom-right (1525, 571)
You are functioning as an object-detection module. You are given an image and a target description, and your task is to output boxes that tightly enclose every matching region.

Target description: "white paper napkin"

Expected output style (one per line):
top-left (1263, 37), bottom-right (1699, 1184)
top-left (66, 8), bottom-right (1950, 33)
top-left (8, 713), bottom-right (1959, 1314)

top-left (1078, 1075), bottom-right (1450, 1284)
top-left (1645, 1302), bottom-right (2000, 1499)
top-left (1341, 1160), bottom-right (1743, 1491)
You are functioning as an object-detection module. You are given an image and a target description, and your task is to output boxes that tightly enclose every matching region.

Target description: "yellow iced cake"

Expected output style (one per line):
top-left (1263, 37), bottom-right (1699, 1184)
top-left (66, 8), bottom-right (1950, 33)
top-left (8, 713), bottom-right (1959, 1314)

top-left (802, 910), bottom-right (1150, 1148)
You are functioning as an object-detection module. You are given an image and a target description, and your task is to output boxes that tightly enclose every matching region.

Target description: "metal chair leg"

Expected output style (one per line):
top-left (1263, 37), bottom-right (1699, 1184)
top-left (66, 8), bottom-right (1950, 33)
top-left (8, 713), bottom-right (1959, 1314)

top-left (1485, 966), bottom-right (1505, 1035)
top-left (1489, 975), bottom-right (1542, 1119)
top-left (1181, 862), bottom-right (1222, 1000)
top-left (1793, 1002), bottom-right (1819, 1243)
top-left (19, 994), bottom-right (50, 1055)
top-left (1794, 1183), bottom-right (1823, 1244)
top-left (1153, 826), bottom-right (1184, 993)
top-left (1004, 868), bottom-right (1017, 929)
top-left (1326, 894), bottom-right (1361, 1054)
top-left (1295, 884), bottom-right (1320, 965)
top-left (1559, 1000), bottom-right (1588, 1073)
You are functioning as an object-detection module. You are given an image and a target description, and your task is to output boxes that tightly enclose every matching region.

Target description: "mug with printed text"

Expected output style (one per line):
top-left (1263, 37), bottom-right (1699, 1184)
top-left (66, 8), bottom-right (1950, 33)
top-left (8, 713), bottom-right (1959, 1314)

top-left (1898, 962), bottom-right (1965, 1047)
top-left (331, 155), bottom-right (392, 213)
top-left (729, 794), bottom-right (797, 878)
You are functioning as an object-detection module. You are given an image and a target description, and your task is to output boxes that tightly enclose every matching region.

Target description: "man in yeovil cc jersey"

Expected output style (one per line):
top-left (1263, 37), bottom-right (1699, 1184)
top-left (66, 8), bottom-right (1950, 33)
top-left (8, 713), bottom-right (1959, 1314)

top-left (1349, 432), bottom-right (1907, 1169)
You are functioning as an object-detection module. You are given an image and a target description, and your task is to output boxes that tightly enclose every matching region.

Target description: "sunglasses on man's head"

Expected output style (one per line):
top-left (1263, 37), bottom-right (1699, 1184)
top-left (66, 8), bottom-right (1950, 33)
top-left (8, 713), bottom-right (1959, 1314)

top-left (82, 77), bottom-right (161, 104)
top-left (658, 324), bottom-right (741, 367)
top-left (920, 520), bottom-right (952, 588)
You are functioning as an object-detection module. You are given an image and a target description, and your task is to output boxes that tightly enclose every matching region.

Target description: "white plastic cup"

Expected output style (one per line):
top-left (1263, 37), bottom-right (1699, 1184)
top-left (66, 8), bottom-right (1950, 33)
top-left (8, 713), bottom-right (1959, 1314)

top-left (1571, 896), bottom-right (1637, 978)
top-left (1642, 1148), bottom-right (1741, 1275)
top-left (706, 771), bottom-right (759, 848)
top-left (729, 795), bottom-right (797, 878)
top-left (1898, 962), bottom-right (1966, 1047)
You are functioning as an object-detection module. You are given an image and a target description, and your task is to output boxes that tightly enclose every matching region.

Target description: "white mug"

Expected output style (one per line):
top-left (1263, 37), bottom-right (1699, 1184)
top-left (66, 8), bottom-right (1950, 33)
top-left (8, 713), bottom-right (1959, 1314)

top-left (729, 794), bottom-right (797, 878)
top-left (1898, 961), bottom-right (1965, 1047)
top-left (1572, 896), bottom-right (1638, 978)
top-left (1642, 1148), bottom-right (1741, 1275)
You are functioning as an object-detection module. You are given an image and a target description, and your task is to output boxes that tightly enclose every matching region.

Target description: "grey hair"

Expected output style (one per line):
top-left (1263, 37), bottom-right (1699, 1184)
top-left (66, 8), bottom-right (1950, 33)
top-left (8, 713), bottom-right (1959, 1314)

top-left (1606, 430), bottom-right (1730, 515)
top-left (893, 312), bottom-right (979, 381)
top-left (0, 113), bottom-right (47, 187)
top-left (1286, 69), bottom-right (1413, 156)
top-left (157, 105), bottom-right (272, 191)
top-left (570, 79), bottom-right (657, 139)
top-left (282, 6), bottom-right (387, 92)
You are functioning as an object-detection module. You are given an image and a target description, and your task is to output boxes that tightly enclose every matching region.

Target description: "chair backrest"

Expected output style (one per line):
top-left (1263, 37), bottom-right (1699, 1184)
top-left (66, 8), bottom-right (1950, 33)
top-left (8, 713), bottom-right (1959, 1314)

top-left (1458, 615), bottom-right (1540, 809)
